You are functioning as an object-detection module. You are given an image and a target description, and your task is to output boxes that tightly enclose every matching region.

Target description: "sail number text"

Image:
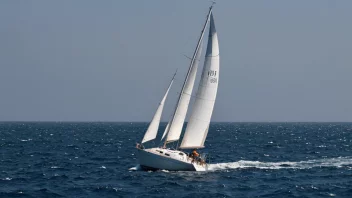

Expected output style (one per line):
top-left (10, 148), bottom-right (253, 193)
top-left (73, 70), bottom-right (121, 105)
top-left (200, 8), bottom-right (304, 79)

top-left (208, 70), bottom-right (218, 83)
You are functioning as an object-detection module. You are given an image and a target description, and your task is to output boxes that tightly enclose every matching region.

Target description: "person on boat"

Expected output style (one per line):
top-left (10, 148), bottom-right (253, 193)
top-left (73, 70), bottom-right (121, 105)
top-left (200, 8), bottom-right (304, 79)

top-left (192, 149), bottom-right (199, 156)
top-left (189, 149), bottom-right (201, 164)
top-left (192, 149), bottom-right (199, 158)
top-left (136, 143), bottom-right (144, 149)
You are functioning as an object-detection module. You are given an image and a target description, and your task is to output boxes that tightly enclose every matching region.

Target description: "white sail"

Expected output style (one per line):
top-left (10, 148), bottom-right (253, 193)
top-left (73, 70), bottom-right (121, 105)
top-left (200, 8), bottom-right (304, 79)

top-left (161, 121), bottom-right (170, 141)
top-left (164, 9), bottom-right (213, 144)
top-left (141, 74), bottom-right (175, 144)
top-left (180, 13), bottom-right (219, 149)
top-left (165, 41), bottom-right (203, 143)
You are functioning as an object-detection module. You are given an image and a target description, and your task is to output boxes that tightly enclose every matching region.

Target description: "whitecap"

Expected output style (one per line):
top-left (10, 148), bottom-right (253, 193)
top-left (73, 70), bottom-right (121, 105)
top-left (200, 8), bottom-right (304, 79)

top-left (317, 145), bottom-right (327, 148)
top-left (128, 165), bottom-right (141, 171)
top-left (113, 187), bottom-right (122, 192)
top-left (20, 139), bottom-right (32, 142)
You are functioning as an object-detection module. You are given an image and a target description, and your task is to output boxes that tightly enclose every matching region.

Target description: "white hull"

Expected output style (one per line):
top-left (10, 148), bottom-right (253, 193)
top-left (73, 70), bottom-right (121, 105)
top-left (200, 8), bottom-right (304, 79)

top-left (137, 148), bottom-right (207, 171)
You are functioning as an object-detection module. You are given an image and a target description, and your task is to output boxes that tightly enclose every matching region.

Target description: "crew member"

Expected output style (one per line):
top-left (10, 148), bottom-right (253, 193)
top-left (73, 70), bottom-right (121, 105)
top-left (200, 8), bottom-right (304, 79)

top-left (136, 143), bottom-right (144, 149)
top-left (192, 149), bottom-right (199, 158)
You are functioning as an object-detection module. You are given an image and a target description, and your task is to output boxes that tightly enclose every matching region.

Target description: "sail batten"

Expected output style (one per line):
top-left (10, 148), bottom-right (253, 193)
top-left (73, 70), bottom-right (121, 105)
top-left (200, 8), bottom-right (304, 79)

top-left (180, 13), bottom-right (219, 149)
top-left (141, 73), bottom-right (175, 144)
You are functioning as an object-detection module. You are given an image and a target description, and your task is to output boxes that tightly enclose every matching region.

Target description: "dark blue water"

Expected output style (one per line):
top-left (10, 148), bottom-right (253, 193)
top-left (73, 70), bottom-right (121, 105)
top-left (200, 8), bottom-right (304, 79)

top-left (0, 122), bottom-right (351, 197)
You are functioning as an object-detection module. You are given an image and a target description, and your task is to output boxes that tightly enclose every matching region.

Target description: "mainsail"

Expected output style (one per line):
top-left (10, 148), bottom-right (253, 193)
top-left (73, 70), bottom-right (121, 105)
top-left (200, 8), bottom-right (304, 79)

top-left (164, 7), bottom-right (213, 144)
top-left (141, 73), bottom-right (176, 144)
top-left (180, 13), bottom-right (219, 149)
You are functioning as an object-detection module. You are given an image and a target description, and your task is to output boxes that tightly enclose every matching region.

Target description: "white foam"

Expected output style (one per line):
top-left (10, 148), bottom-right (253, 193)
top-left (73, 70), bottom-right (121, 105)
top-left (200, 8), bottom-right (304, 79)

top-left (113, 187), bottom-right (122, 192)
top-left (128, 164), bottom-right (141, 171)
top-left (20, 139), bottom-right (32, 142)
top-left (208, 156), bottom-right (352, 171)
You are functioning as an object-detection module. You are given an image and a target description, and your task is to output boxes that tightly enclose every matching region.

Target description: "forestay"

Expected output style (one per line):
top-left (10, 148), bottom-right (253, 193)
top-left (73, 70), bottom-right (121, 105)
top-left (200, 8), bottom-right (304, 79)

top-left (180, 13), bottom-right (219, 149)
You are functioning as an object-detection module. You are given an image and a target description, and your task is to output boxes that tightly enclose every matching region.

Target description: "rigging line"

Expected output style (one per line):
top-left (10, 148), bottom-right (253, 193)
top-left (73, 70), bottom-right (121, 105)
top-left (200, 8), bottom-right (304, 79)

top-left (183, 54), bottom-right (202, 62)
top-left (176, 91), bottom-right (198, 99)
top-left (183, 54), bottom-right (192, 60)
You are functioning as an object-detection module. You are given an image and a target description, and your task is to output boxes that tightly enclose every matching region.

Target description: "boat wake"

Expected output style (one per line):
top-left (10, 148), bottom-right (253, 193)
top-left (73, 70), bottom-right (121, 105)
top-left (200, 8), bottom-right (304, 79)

top-left (208, 156), bottom-right (352, 171)
top-left (129, 157), bottom-right (352, 172)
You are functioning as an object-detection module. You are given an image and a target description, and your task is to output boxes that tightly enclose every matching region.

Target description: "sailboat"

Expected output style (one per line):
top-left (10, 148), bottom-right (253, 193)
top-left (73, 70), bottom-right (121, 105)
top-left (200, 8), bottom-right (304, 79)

top-left (136, 5), bottom-right (219, 171)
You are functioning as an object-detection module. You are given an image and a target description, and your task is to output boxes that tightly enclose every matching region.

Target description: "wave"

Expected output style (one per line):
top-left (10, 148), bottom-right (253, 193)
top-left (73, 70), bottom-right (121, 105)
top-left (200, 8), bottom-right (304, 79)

top-left (0, 177), bottom-right (12, 181)
top-left (208, 156), bottom-right (352, 171)
top-left (129, 165), bottom-right (141, 171)
top-left (20, 138), bottom-right (32, 142)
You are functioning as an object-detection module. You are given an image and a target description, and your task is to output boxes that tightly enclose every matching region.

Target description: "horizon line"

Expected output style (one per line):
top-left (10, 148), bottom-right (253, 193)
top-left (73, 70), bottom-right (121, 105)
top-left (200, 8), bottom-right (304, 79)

top-left (0, 120), bottom-right (352, 123)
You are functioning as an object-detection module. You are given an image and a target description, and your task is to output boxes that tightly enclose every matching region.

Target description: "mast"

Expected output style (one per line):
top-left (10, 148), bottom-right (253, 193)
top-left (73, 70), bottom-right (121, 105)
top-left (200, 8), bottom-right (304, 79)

top-left (163, 5), bottom-right (214, 148)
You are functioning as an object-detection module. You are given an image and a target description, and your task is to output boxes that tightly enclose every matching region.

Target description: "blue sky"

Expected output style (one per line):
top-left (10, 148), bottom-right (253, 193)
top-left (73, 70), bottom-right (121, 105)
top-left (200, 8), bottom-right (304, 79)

top-left (0, 0), bottom-right (351, 121)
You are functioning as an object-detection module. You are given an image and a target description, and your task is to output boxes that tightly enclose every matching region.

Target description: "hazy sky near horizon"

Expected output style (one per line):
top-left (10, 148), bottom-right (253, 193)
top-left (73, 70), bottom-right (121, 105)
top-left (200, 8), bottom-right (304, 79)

top-left (1, 0), bottom-right (352, 122)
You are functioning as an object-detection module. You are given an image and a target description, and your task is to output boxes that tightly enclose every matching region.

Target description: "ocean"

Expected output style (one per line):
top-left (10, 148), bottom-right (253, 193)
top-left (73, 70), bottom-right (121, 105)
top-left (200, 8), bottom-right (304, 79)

top-left (0, 122), bottom-right (351, 197)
